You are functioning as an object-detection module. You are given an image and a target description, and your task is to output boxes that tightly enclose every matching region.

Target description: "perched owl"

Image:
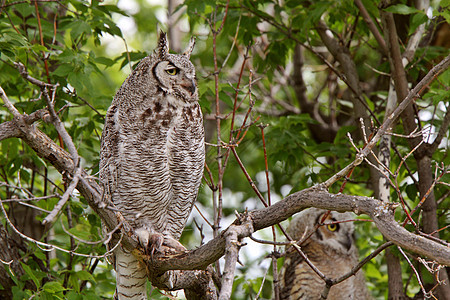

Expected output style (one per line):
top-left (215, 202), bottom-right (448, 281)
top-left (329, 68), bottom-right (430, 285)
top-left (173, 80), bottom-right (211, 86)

top-left (99, 31), bottom-right (205, 300)
top-left (279, 208), bottom-right (372, 300)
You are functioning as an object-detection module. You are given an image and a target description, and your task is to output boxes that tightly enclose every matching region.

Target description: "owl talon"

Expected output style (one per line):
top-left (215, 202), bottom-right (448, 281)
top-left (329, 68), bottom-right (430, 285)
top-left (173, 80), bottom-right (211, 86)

top-left (162, 235), bottom-right (186, 253)
top-left (148, 233), bottom-right (164, 260)
top-left (137, 230), bottom-right (186, 259)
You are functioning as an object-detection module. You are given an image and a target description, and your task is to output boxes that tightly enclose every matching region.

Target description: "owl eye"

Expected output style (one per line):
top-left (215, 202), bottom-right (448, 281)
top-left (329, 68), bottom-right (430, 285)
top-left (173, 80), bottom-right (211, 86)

top-left (166, 68), bottom-right (179, 75)
top-left (327, 223), bottom-right (339, 232)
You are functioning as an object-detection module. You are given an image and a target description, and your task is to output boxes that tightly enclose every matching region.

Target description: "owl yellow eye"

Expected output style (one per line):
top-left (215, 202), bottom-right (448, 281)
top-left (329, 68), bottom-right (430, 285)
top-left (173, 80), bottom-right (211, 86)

top-left (327, 224), bottom-right (338, 232)
top-left (166, 68), bottom-right (178, 75)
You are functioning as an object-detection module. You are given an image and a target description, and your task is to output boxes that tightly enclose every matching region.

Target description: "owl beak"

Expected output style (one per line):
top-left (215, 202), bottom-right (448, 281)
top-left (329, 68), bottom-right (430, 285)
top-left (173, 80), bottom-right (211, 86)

top-left (182, 79), bottom-right (196, 96)
top-left (340, 234), bottom-right (353, 251)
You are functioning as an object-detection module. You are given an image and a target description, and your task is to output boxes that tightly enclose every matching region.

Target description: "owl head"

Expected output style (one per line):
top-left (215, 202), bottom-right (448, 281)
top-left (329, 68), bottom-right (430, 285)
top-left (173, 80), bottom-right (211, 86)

top-left (152, 31), bottom-right (198, 103)
top-left (288, 208), bottom-right (355, 254)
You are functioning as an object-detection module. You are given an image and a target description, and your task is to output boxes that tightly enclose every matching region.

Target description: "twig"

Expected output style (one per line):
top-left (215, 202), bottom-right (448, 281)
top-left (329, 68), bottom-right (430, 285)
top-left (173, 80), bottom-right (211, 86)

top-left (194, 203), bottom-right (214, 229)
top-left (229, 45), bottom-right (251, 144)
top-left (230, 146), bottom-right (268, 207)
top-left (292, 243), bottom-right (328, 282)
top-left (60, 218), bottom-right (122, 246)
top-left (321, 241), bottom-right (394, 298)
top-left (16, 200), bottom-right (50, 213)
top-left (219, 13), bottom-right (241, 72)
top-left (42, 167), bottom-right (81, 224)
top-left (0, 194), bottom-right (59, 203)
top-left (395, 137), bottom-right (424, 176)
top-left (324, 53), bottom-right (450, 189)
top-left (14, 62), bottom-right (54, 89)
top-left (430, 105), bottom-right (450, 154)
top-left (398, 246), bottom-right (435, 299)
top-left (259, 122), bottom-right (281, 300)
top-left (33, 0), bottom-right (51, 83)
top-left (14, 63), bottom-right (83, 225)
top-left (404, 164), bottom-right (447, 225)
top-left (0, 197), bottom-right (122, 259)
top-left (255, 260), bottom-right (270, 300)
top-left (0, 86), bottom-right (21, 118)
top-left (249, 235), bottom-right (293, 246)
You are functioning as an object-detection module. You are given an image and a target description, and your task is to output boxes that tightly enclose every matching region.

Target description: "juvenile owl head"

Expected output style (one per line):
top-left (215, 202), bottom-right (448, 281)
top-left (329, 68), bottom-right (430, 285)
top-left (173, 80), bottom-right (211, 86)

top-left (288, 208), bottom-right (355, 254)
top-left (151, 31), bottom-right (198, 103)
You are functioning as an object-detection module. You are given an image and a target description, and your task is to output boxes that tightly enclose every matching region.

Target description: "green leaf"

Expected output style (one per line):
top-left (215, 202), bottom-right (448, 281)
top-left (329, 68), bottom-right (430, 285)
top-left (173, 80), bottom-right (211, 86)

top-left (68, 72), bottom-right (84, 92)
top-left (409, 13), bottom-right (428, 35)
top-left (12, 286), bottom-right (30, 299)
top-left (53, 64), bottom-right (74, 77)
top-left (43, 281), bottom-right (66, 293)
top-left (75, 270), bottom-right (95, 282)
top-left (31, 44), bottom-right (48, 52)
top-left (98, 4), bottom-right (128, 16)
top-left (70, 20), bottom-right (92, 40)
top-left (94, 56), bottom-right (115, 67)
top-left (441, 0), bottom-right (450, 7)
top-left (68, 223), bottom-right (93, 241)
top-left (20, 262), bottom-right (40, 289)
top-left (384, 4), bottom-right (421, 15)
top-left (66, 291), bottom-right (83, 300)
top-left (405, 184), bottom-right (418, 201)
top-left (366, 262), bottom-right (383, 279)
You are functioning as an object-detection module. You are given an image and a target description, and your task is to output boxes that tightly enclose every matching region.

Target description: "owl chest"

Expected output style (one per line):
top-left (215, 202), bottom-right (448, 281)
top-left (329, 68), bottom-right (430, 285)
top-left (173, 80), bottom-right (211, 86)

top-left (117, 102), bottom-right (203, 160)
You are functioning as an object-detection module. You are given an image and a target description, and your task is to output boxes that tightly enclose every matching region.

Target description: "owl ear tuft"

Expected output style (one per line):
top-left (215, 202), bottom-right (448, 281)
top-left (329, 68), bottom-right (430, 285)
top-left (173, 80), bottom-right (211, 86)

top-left (156, 31), bottom-right (169, 59)
top-left (182, 36), bottom-right (196, 58)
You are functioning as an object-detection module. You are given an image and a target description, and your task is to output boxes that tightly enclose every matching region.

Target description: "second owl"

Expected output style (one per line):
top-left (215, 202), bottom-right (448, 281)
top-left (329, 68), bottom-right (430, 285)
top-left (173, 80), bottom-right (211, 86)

top-left (279, 208), bottom-right (372, 300)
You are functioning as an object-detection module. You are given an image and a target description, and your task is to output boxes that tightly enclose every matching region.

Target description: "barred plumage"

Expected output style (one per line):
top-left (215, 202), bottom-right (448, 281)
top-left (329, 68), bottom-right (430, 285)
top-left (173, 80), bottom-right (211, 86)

top-left (279, 208), bottom-right (372, 300)
top-left (100, 31), bottom-right (204, 300)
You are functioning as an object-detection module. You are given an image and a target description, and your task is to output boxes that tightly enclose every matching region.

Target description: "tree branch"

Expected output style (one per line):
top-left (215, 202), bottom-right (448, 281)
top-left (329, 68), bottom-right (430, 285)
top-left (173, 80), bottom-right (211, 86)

top-left (354, 0), bottom-right (388, 56)
top-left (0, 120), bottom-right (21, 141)
top-left (218, 214), bottom-right (253, 300)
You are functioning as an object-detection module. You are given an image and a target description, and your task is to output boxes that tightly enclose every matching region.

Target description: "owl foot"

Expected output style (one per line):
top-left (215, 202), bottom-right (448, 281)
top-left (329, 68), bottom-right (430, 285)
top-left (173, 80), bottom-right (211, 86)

top-left (135, 229), bottom-right (186, 260)
top-left (148, 233), bottom-right (187, 260)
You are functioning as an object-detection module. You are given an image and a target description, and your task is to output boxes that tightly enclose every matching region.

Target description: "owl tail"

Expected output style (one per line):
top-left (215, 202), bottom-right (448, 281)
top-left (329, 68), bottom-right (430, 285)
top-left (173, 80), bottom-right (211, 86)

top-left (114, 247), bottom-right (148, 300)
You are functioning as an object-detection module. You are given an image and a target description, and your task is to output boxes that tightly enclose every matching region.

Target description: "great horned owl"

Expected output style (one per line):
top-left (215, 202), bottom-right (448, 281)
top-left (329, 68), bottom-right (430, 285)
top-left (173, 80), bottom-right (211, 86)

top-left (99, 31), bottom-right (205, 300)
top-left (279, 208), bottom-right (372, 300)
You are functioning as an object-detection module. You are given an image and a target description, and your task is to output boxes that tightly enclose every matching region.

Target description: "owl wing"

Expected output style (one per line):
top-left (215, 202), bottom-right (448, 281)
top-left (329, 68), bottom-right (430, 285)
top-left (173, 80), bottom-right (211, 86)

top-left (280, 250), bottom-right (308, 300)
top-left (99, 104), bottom-right (120, 200)
top-left (165, 104), bottom-right (205, 237)
top-left (280, 249), bottom-right (326, 300)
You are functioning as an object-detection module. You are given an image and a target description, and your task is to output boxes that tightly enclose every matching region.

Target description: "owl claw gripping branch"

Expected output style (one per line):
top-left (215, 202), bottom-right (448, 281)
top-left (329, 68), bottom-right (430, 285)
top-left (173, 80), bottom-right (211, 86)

top-left (100, 31), bottom-right (205, 300)
top-left (135, 228), bottom-right (186, 260)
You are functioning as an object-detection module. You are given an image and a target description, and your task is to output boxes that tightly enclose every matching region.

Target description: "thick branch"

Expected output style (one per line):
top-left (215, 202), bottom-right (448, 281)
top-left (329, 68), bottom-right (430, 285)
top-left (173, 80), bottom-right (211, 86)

top-left (316, 20), bottom-right (363, 98)
top-left (147, 187), bottom-right (450, 270)
top-left (381, 6), bottom-right (421, 147)
top-left (0, 120), bottom-right (21, 141)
